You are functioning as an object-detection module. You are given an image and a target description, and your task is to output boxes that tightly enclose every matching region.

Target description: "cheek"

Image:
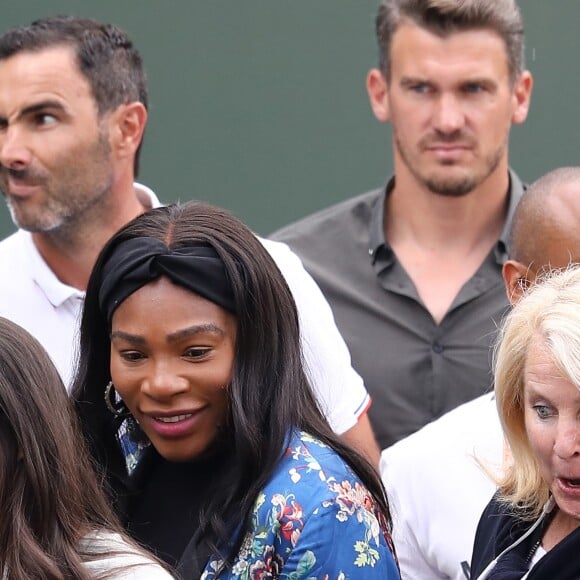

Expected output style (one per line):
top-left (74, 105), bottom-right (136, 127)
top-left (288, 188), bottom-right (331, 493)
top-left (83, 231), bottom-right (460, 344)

top-left (109, 353), bottom-right (123, 386)
top-left (211, 385), bottom-right (229, 423)
top-left (109, 358), bottom-right (138, 406)
top-left (525, 413), bottom-right (553, 469)
top-left (479, 106), bottom-right (512, 135)
top-left (391, 101), bottom-right (424, 129)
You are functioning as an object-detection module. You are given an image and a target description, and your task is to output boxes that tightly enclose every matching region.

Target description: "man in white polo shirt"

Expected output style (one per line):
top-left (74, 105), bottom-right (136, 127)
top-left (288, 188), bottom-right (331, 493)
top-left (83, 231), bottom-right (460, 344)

top-left (0, 16), bottom-right (379, 462)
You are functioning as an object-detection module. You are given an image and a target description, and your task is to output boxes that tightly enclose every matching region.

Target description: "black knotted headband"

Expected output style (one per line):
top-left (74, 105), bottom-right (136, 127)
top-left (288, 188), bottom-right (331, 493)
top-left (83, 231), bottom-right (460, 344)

top-left (98, 237), bottom-right (236, 322)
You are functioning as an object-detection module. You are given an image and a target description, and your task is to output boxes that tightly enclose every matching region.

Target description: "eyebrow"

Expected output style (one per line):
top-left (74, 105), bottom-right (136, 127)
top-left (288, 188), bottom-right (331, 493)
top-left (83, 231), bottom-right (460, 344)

top-left (400, 76), bottom-right (430, 86)
top-left (524, 383), bottom-right (548, 399)
top-left (21, 100), bottom-right (66, 116)
top-left (399, 76), bottom-right (496, 88)
top-left (168, 324), bottom-right (225, 342)
top-left (110, 324), bottom-right (225, 345)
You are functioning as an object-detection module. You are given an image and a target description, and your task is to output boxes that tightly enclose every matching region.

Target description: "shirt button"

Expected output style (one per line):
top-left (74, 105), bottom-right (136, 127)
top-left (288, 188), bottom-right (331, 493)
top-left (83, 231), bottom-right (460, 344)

top-left (432, 342), bottom-right (444, 354)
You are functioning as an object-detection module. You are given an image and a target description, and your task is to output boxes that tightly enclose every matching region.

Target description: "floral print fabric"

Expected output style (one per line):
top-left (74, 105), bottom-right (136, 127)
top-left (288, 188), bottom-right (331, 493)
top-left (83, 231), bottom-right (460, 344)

top-left (201, 431), bottom-right (400, 579)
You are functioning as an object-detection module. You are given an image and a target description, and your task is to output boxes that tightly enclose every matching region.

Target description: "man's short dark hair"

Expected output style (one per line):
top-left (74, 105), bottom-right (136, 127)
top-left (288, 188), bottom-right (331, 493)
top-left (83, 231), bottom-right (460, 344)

top-left (375, 0), bottom-right (525, 84)
top-left (0, 16), bottom-right (148, 174)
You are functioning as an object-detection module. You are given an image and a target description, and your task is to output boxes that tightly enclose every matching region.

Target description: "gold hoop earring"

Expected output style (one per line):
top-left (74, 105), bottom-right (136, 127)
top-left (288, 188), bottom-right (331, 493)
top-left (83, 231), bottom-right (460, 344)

top-left (104, 381), bottom-right (130, 418)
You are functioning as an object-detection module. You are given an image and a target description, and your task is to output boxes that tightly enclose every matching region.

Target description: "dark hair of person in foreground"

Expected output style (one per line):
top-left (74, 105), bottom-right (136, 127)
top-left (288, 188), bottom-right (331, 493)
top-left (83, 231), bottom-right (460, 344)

top-left (0, 316), bottom-right (170, 579)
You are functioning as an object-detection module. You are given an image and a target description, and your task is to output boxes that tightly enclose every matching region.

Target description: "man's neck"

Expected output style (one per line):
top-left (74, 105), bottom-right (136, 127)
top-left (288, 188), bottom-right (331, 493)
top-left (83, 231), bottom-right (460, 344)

top-left (384, 163), bottom-right (511, 323)
top-left (31, 184), bottom-right (149, 290)
top-left (386, 163), bottom-right (511, 251)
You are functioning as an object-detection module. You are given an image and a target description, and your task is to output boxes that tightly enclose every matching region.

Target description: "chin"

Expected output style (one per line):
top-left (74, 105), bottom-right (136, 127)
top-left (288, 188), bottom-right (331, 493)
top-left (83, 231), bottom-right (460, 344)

top-left (553, 493), bottom-right (580, 521)
top-left (151, 438), bottom-right (214, 463)
top-left (425, 178), bottom-right (476, 197)
top-left (155, 447), bottom-right (202, 463)
top-left (11, 214), bottom-right (65, 233)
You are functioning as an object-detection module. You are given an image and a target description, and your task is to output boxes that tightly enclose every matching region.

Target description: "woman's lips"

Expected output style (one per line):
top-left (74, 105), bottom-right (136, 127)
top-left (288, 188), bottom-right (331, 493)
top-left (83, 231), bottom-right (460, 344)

top-left (144, 408), bottom-right (206, 438)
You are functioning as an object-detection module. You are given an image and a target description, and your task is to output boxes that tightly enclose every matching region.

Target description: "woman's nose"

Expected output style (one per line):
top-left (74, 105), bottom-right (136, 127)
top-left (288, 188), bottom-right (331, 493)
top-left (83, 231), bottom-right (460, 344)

top-left (554, 419), bottom-right (580, 459)
top-left (141, 363), bottom-right (189, 400)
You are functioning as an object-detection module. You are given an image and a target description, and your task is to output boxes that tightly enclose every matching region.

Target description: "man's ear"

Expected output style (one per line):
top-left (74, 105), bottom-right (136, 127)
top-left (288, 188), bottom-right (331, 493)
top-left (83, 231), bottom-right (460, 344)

top-left (108, 101), bottom-right (148, 162)
top-left (366, 68), bottom-right (391, 122)
top-left (503, 260), bottom-right (532, 305)
top-left (511, 70), bottom-right (533, 125)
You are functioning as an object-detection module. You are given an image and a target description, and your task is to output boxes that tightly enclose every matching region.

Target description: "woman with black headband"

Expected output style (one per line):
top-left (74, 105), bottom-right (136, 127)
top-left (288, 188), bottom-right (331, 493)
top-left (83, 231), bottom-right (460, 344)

top-left (72, 201), bottom-right (400, 579)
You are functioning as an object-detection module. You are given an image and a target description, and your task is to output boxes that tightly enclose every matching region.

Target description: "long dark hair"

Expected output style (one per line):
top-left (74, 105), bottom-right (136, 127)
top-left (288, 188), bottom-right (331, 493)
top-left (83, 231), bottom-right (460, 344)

top-left (73, 201), bottom-right (391, 566)
top-left (0, 317), bottom-right (154, 579)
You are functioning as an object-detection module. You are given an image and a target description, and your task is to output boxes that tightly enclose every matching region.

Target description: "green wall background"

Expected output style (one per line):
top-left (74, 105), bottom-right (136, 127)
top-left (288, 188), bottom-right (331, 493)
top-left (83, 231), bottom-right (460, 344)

top-left (1, 1), bottom-right (579, 237)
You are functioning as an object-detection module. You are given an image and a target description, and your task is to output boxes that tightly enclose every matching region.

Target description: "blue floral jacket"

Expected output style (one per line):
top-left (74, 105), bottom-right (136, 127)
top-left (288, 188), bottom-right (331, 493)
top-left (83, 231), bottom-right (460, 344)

top-left (200, 431), bottom-right (400, 579)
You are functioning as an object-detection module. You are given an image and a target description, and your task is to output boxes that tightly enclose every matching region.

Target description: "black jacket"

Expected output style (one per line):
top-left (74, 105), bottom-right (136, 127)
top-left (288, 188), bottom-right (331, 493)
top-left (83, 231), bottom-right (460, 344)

top-left (471, 494), bottom-right (580, 579)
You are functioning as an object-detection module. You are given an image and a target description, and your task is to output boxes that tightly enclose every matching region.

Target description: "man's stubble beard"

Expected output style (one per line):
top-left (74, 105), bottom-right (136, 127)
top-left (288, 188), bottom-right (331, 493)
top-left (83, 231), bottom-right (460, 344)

top-left (2, 130), bottom-right (114, 235)
top-left (394, 130), bottom-right (507, 198)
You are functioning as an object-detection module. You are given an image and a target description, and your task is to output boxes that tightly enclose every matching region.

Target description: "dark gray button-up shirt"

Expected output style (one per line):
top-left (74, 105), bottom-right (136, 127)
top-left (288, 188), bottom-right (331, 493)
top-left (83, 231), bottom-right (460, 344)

top-left (271, 170), bottom-right (525, 448)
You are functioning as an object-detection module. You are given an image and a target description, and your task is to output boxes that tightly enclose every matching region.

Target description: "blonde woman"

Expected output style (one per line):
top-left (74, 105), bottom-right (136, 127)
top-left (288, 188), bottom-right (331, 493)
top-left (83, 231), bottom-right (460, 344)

top-left (471, 267), bottom-right (580, 579)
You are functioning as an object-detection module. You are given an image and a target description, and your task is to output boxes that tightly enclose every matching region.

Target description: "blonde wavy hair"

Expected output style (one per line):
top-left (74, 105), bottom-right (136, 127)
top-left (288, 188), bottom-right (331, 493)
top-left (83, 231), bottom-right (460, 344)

top-left (494, 266), bottom-right (580, 518)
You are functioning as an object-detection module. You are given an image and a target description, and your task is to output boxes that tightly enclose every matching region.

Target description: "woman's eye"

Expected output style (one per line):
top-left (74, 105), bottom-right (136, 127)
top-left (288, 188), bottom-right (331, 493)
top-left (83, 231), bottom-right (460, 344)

top-left (184, 347), bottom-right (211, 359)
top-left (120, 350), bottom-right (145, 362)
top-left (533, 404), bottom-right (553, 420)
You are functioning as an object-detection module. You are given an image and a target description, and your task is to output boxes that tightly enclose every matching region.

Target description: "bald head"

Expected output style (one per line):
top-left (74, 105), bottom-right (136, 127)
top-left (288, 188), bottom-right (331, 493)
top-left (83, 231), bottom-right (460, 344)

top-left (503, 167), bottom-right (580, 305)
top-left (510, 166), bottom-right (580, 271)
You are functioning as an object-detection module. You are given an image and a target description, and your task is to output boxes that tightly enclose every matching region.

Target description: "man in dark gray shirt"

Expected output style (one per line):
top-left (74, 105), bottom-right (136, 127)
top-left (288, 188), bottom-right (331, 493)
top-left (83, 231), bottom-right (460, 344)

top-left (271, 0), bottom-right (532, 447)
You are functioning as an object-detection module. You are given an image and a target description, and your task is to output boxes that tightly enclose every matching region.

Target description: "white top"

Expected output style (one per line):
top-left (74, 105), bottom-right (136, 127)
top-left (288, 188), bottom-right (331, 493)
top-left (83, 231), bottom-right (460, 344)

top-left (0, 185), bottom-right (368, 433)
top-left (522, 545), bottom-right (546, 580)
top-left (0, 184), bottom-right (159, 387)
top-left (82, 531), bottom-right (174, 578)
top-left (0, 226), bottom-right (84, 385)
top-left (0, 531), bottom-right (173, 579)
top-left (259, 237), bottom-right (369, 433)
top-left (380, 393), bottom-right (504, 580)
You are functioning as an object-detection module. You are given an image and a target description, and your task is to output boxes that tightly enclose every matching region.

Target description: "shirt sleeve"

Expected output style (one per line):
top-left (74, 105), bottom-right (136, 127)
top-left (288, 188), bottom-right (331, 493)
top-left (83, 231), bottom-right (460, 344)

top-left (259, 237), bottom-right (369, 434)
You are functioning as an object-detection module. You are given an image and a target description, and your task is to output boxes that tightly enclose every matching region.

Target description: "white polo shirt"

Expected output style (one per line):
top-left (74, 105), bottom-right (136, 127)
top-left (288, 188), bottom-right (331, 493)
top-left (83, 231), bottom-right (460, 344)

top-left (0, 184), bottom-right (160, 387)
top-left (0, 184), bottom-right (368, 434)
top-left (260, 236), bottom-right (370, 432)
top-left (380, 393), bottom-right (504, 580)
